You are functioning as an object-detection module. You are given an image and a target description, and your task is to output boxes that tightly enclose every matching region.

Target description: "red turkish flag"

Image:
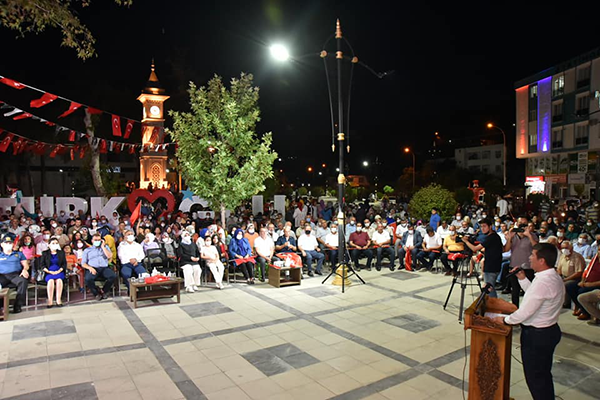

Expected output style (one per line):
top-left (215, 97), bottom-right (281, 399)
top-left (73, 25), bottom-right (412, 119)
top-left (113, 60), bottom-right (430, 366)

top-left (49, 146), bottom-right (59, 158)
top-left (30, 93), bottom-right (58, 108)
top-left (114, 143), bottom-right (121, 154)
top-left (0, 77), bottom-right (25, 89)
top-left (79, 146), bottom-right (86, 159)
top-left (12, 138), bottom-right (24, 155)
top-left (87, 107), bottom-right (102, 115)
top-left (130, 201), bottom-right (142, 225)
top-left (35, 143), bottom-right (47, 155)
top-left (124, 119), bottom-right (134, 139)
top-left (70, 147), bottom-right (75, 160)
top-left (68, 130), bottom-right (76, 142)
top-left (111, 115), bottom-right (122, 137)
top-left (129, 144), bottom-right (136, 154)
top-left (99, 139), bottom-right (107, 153)
top-left (0, 133), bottom-right (13, 152)
top-left (13, 112), bottom-right (32, 120)
top-left (58, 102), bottom-right (81, 118)
top-left (44, 120), bottom-right (56, 127)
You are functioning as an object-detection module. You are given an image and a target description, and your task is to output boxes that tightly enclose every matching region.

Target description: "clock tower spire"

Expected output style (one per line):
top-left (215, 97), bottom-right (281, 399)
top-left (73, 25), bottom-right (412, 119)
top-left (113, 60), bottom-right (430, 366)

top-left (137, 60), bottom-right (170, 190)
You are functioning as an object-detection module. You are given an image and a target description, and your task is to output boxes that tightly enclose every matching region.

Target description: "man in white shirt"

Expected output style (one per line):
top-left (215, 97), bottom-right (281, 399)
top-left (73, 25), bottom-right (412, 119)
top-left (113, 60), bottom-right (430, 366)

top-left (495, 243), bottom-right (564, 400)
top-left (298, 224), bottom-right (324, 277)
top-left (117, 230), bottom-right (147, 293)
top-left (436, 220), bottom-right (450, 240)
top-left (254, 228), bottom-right (275, 282)
top-left (416, 226), bottom-right (443, 271)
top-left (394, 219), bottom-right (409, 256)
top-left (267, 223), bottom-right (279, 243)
top-left (372, 223), bottom-right (395, 271)
top-left (315, 219), bottom-right (330, 251)
top-left (324, 223), bottom-right (339, 267)
top-left (496, 195), bottom-right (509, 220)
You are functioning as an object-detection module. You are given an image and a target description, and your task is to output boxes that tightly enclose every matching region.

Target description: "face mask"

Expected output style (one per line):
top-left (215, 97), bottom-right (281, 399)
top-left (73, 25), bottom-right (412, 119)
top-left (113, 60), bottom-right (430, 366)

top-left (561, 249), bottom-right (571, 256)
top-left (93, 240), bottom-right (101, 247)
top-left (77, 242), bottom-right (84, 249)
top-left (482, 215), bottom-right (487, 219)
top-left (331, 228), bottom-right (337, 234)
top-left (182, 236), bottom-right (192, 245)
top-left (450, 231), bottom-right (456, 236)
top-left (305, 230), bottom-right (312, 235)
top-left (1, 244), bottom-right (13, 252)
top-left (396, 219), bottom-right (401, 224)
top-left (126, 235), bottom-right (135, 242)
top-left (51, 223), bottom-right (58, 228)
top-left (43, 234), bottom-right (50, 240)
top-left (60, 212), bottom-right (65, 216)
top-left (456, 216), bottom-right (461, 220)
top-left (553, 219), bottom-right (559, 224)
top-left (350, 221), bottom-right (355, 225)
top-left (50, 243), bottom-right (60, 251)
top-left (248, 228), bottom-right (255, 234)
top-left (557, 231), bottom-right (564, 238)
top-left (587, 222), bottom-right (592, 226)
top-left (495, 222), bottom-right (500, 227)
top-left (365, 223), bottom-right (370, 228)
top-left (356, 227), bottom-right (362, 232)
top-left (24, 240), bottom-right (31, 245)
top-left (408, 230), bottom-right (414, 235)
top-left (578, 238), bottom-right (586, 245)
top-left (236, 234), bottom-right (243, 240)
top-left (92, 222), bottom-right (97, 226)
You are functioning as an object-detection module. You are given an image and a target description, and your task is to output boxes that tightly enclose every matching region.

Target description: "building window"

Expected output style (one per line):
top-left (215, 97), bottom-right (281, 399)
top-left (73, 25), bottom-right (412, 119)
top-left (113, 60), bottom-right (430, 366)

top-left (577, 65), bottom-right (591, 87)
top-left (495, 150), bottom-right (502, 159)
top-left (495, 165), bottom-right (502, 173)
top-left (467, 152), bottom-right (479, 160)
top-left (468, 165), bottom-right (481, 172)
top-left (552, 102), bottom-right (563, 122)
top-left (575, 124), bottom-right (589, 146)
top-left (576, 93), bottom-right (590, 115)
top-left (482, 165), bottom-right (490, 174)
top-left (482, 151), bottom-right (490, 159)
top-left (553, 75), bottom-right (565, 97)
top-left (529, 85), bottom-right (538, 98)
top-left (551, 129), bottom-right (563, 149)
top-left (529, 108), bottom-right (538, 122)
top-left (529, 133), bottom-right (538, 147)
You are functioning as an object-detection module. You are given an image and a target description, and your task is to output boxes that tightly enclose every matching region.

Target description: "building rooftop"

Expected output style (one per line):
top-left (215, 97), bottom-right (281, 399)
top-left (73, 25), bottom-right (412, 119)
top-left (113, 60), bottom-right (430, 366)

top-left (142, 60), bottom-right (166, 95)
top-left (514, 46), bottom-right (600, 89)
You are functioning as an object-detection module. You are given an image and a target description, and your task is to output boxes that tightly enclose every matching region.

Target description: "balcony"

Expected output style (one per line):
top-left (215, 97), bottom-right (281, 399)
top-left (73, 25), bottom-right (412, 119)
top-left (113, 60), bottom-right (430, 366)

top-left (576, 108), bottom-right (589, 118)
top-left (552, 114), bottom-right (563, 123)
top-left (552, 88), bottom-right (564, 97)
top-left (577, 78), bottom-right (590, 89)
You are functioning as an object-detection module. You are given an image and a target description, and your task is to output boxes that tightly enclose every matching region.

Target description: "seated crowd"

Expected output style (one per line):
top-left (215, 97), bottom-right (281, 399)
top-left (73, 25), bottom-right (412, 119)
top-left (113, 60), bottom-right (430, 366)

top-left (0, 195), bottom-right (599, 327)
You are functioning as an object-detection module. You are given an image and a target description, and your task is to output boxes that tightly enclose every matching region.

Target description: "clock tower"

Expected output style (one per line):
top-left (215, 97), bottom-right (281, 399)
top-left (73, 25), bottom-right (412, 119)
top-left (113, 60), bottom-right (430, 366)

top-left (137, 61), bottom-right (170, 189)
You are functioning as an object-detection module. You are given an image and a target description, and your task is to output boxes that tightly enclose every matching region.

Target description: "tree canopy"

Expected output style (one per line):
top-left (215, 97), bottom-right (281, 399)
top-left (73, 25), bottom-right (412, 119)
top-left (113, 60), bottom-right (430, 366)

top-left (168, 73), bottom-right (278, 223)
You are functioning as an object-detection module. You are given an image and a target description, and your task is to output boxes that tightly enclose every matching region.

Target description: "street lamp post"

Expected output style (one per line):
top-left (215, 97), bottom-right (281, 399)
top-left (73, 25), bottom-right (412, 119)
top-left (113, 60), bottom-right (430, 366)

top-left (487, 123), bottom-right (507, 187)
top-left (404, 147), bottom-right (415, 189)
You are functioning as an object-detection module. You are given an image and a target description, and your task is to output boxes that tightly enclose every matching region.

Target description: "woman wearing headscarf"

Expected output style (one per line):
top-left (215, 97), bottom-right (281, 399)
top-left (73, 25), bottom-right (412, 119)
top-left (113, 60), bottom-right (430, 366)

top-left (228, 228), bottom-right (255, 284)
top-left (293, 200), bottom-right (307, 230)
top-left (177, 230), bottom-right (202, 292)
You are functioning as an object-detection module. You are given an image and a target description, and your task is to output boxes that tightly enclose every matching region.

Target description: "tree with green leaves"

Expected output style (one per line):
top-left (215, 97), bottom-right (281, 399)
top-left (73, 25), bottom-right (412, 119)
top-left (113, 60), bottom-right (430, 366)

top-left (1, 0), bottom-right (132, 60)
top-left (408, 184), bottom-right (458, 222)
top-left (168, 73), bottom-right (278, 228)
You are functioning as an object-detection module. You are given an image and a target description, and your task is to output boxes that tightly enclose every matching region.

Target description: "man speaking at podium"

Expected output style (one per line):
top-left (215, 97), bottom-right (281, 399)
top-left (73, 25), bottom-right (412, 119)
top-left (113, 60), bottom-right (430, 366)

top-left (494, 243), bottom-right (564, 400)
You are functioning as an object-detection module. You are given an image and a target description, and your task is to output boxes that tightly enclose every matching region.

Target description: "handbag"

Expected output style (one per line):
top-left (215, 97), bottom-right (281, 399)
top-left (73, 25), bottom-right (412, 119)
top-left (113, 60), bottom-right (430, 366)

top-left (35, 269), bottom-right (46, 282)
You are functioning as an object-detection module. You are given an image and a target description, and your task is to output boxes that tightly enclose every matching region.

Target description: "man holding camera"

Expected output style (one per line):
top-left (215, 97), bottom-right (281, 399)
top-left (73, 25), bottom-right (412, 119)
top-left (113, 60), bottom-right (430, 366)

top-left (462, 218), bottom-right (503, 297)
top-left (503, 217), bottom-right (538, 306)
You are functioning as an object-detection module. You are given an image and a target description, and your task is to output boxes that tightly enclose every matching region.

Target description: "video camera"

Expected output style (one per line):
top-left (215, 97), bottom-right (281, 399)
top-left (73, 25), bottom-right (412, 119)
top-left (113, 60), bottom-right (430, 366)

top-left (511, 224), bottom-right (528, 233)
top-left (454, 233), bottom-right (470, 243)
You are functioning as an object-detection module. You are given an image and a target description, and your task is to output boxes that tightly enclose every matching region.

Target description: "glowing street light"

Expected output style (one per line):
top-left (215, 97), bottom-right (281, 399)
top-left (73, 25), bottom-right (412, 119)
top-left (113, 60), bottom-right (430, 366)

top-left (362, 161), bottom-right (369, 167)
top-left (404, 147), bottom-right (415, 189)
top-left (307, 166), bottom-right (313, 172)
top-left (270, 44), bottom-right (290, 62)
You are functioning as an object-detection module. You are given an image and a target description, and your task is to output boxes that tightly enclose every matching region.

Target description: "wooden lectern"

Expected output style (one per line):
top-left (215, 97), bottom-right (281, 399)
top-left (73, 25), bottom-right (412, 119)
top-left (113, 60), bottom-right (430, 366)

top-left (464, 295), bottom-right (518, 400)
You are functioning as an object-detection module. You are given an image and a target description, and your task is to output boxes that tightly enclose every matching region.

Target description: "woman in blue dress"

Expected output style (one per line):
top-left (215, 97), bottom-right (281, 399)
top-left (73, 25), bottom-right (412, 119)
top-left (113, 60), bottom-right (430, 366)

top-left (40, 238), bottom-right (67, 308)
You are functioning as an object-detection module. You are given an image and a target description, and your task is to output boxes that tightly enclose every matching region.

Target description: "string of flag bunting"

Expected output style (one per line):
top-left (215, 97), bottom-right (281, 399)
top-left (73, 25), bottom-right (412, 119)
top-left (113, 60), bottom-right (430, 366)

top-left (0, 74), bottom-right (142, 137)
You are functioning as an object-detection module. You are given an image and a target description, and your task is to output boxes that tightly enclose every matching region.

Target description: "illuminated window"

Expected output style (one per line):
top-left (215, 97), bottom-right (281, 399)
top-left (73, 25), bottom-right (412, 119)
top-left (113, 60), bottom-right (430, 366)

top-left (553, 76), bottom-right (564, 97)
top-left (529, 85), bottom-right (537, 98)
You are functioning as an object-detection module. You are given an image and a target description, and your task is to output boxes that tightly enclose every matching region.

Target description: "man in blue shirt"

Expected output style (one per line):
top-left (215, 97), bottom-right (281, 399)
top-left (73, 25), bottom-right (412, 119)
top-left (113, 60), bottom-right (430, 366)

top-left (0, 235), bottom-right (29, 313)
top-left (429, 208), bottom-right (441, 231)
top-left (82, 233), bottom-right (115, 301)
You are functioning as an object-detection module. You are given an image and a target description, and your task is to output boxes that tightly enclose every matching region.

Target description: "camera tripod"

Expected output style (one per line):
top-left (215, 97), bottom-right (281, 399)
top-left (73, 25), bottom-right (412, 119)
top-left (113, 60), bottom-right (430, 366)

top-left (322, 224), bottom-right (365, 293)
top-left (442, 250), bottom-right (482, 323)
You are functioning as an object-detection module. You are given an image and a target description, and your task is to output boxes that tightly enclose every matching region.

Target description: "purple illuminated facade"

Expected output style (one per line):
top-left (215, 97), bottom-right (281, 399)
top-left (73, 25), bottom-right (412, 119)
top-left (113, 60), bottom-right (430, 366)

top-left (536, 76), bottom-right (551, 153)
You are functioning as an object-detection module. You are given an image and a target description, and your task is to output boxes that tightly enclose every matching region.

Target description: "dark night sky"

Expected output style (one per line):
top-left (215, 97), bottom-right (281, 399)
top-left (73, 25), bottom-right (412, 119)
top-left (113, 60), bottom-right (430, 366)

top-left (1, 1), bottom-right (599, 182)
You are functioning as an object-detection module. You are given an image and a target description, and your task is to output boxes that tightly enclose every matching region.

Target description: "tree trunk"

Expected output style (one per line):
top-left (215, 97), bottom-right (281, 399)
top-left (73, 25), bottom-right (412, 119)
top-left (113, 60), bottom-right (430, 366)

top-left (84, 109), bottom-right (106, 196)
top-left (25, 154), bottom-right (35, 197)
top-left (220, 203), bottom-right (226, 230)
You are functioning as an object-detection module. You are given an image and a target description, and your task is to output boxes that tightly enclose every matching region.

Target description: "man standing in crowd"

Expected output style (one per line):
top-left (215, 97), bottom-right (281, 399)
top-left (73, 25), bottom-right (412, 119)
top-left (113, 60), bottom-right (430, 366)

top-left (503, 217), bottom-right (538, 306)
top-left (495, 243), bottom-right (563, 400)
top-left (429, 208), bottom-right (441, 231)
top-left (462, 218), bottom-right (503, 297)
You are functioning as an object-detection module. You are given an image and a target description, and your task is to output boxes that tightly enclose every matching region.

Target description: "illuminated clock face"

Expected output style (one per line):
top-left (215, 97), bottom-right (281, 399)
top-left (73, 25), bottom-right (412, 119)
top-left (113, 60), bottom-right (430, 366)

top-left (149, 105), bottom-right (161, 117)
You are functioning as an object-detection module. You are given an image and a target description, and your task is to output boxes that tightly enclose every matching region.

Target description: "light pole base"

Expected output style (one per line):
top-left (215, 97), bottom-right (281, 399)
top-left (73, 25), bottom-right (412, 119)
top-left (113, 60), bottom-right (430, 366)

top-left (332, 264), bottom-right (352, 287)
